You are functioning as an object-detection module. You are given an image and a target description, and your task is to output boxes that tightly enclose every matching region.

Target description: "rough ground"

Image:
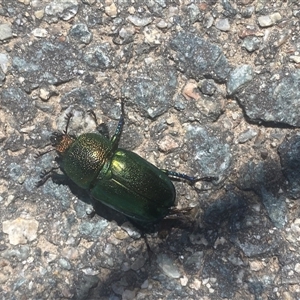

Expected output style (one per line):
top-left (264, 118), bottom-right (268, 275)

top-left (1, 0), bottom-right (300, 299)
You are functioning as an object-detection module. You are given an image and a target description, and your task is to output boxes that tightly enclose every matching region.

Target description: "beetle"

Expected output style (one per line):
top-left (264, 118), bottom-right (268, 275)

top-left (36, 99), bottom-right (215, 225)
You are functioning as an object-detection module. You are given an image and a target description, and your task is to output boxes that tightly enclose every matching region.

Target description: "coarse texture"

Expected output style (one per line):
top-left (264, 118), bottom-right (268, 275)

top-left (1, 0), bottom-right (300, 299)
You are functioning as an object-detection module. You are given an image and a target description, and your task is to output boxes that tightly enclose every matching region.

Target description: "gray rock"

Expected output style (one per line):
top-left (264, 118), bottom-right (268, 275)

top-left (122, 60), bottom-right (177, 118)
top-left (237, 128), bottom-right (258, 143)
top-left (202, 257), bottom-right (239, 298)
top-left (156, 254), bottom-right (181, 279)
top-left (199, 79), bottom-right (217, 95)
top-left (69, 23), bottom-right (92, 44)
top-left (31, 28), bottom-right (48, 38)
top-left (74, 275), bottom-right (99, 300)
top-left (169, 31), bottom-right (231, 83)
top-left (0, 53), bottom-right (10, 73)
top-left (1, 87), bottom-right (37, 125)
top-left (83, 43), bottom-right (117, 70)
top-left (1, 245), bottom-right (30, 261)
top-left (236, 69), bottom-right (300, 126)
top-left (12, 40), bottom-right (79, 90)
top-left (130, 255), bottom-right (147, 271)
top-left (185, 4), bottom-right (201, 24)
top-left (278, 134), bottom-right (300, 199)
top-left (183, 251), bottom-right (203, 274)
top-left (240, 6), bottom-right (255, 18)
top-left (185, 125), bottom-right (232, 179)
top-left (60, 87), bottom-right (95, 108)
top-left (45, 0), bottom-right (79, 22)
top-left (114, 25), bottom-right (135, 45)
top-left (41, 180), bottom-right (72, 211)
top-left (79, 219), bottom-right (109, 239)
top-left (257, 15), bottom-right (273, 27)
top-left (58, 258), bottom-right (72, 270)
top-left (242, 36), bottom-right (261, 52)
top-left (121, 222), bottom-right (141, 239)
top-left (235, 156), bottom-right (287, 229)
top-left (0, 67), bottom-right (5, 85)
top-left (258, 13), bottom-right (282, 27)
top-left (0, 23), bottom-right (12, 40)
top-left (203, 191), bottom-right (247, 245)
top-left (215, 18), bottom-right (230, 31)
top-left (222, 0), bottom-right (237, 17)
top-left (233, 235), bottom-right (280, 257)
top-left (227, 65), bottom-right (253, 96)
top-left (127, 15), bottom-right (152, 27)
top-left (260, 187), bottom-right (287, 229)
top-left (248, 281), bottom-right (264, 298)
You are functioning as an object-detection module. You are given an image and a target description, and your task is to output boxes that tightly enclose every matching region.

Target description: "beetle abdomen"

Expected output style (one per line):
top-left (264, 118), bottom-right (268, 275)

top-left (90, 149), bottom-right (176, 223)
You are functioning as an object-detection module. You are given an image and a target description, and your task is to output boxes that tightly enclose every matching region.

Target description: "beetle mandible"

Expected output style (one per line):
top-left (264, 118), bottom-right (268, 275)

top-left (36, 99), bottom-right (215, 224)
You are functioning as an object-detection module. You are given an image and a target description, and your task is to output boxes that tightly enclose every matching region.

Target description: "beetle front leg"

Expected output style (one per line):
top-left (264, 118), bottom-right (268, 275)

top-left (34, 147), bottom-right (54, 159)
top-left (96, 123), bottom-right (110, 139)
top-left (88, 110), bottom-right (110, 139)
top-left (36, 167), bottom-right (60, 187)
top-left (161, 169), bottom-right (218, 184)
top-left (63, 112), bottom-right (73, 134)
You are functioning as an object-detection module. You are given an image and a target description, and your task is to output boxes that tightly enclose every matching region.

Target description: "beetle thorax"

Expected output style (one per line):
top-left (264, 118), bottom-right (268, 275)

top-left (61, 133), bottom-right (112, 189)
top-left (56, 135), bottom-right (75, 154)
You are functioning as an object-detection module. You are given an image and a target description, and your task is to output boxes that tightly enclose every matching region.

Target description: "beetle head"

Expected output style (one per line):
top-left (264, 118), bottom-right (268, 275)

top-left (50, 132), bottom-right (75, 154)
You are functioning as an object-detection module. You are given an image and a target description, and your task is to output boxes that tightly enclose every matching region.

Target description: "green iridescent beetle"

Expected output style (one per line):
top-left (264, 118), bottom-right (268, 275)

top-left (37, 99), bottom-right (214, 224)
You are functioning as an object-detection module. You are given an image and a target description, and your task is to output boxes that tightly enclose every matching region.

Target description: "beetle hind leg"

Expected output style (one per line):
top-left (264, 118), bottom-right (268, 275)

top-left (110, 98), bottom-right (126, 150)
top-left (161, 169), bottom-right (218, 184)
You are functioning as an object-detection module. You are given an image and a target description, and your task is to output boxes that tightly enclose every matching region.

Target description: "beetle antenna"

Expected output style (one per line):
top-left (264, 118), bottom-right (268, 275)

top-left (63, 112), bottom-right (73, 134)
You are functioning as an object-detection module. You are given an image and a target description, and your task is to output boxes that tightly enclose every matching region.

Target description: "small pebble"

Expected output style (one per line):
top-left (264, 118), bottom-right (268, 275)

top-left (0, 24), bottom-right (12, 40)
top-left (215, 18), bottom-right (230, 31)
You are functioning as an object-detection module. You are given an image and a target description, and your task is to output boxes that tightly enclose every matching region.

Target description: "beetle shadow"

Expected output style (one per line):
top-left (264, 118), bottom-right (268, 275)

top-left (73, 267), bottom-right (149, 299)
top-left (79, 203), bottom-right (249, 299)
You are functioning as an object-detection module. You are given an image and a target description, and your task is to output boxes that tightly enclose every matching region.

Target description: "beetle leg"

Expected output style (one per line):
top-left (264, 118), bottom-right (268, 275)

top-left (142, 234), bottom-right (155, 262)
top-left (97, 123), bottom-right (110, 139)
top-left (88, 110), bottom-right (110, 139)
top-left (87, 109), bottom-right (98, 124)
top-left (34, 146), bottom-right (54, 159)
top-left (110, 98), bottom-right (125, 151)
top-left (63, 112), bottom-right (73, 134)
top-left (36, 166), bottom-right (60, 187)
top-left (161, 169), bottom-right (218, 183)
top-left (191, 175), bottom-right (218, 183)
